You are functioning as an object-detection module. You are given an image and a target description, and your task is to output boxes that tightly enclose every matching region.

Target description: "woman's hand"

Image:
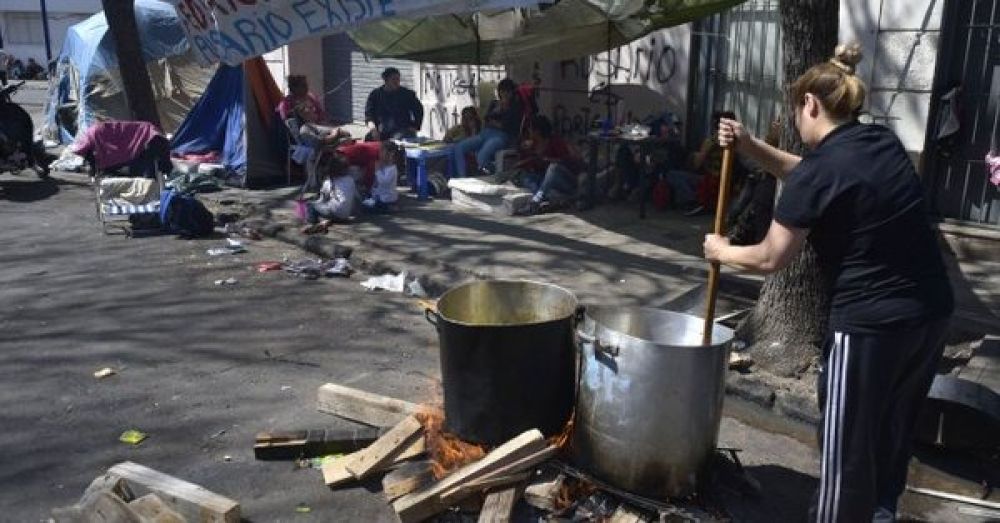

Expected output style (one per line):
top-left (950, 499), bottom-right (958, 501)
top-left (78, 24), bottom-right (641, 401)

top-left (703, 234), bottom-right (730, 263)
top-left (718, 118), bottom-right (751, 150)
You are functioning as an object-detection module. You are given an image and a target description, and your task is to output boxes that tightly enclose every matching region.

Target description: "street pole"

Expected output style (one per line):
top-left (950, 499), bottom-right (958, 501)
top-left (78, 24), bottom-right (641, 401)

top-left (100, 0), bottom-right (161, 126)
top-left (39, 0), bottom-right (52, 61)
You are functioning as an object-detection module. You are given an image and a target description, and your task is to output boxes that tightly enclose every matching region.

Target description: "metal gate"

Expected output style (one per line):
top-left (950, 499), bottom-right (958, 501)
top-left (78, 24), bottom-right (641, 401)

top-left (926, 0), bottom-right (1000, 227)
top-left (689, 0), bottom-right (783, 144)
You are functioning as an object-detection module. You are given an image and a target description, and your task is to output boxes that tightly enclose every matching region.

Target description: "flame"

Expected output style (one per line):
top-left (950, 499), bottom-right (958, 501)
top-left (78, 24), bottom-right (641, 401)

top-left (415, 406), bottom-right (487, 479)
top-left (548, 411), bottom-right (575, 449)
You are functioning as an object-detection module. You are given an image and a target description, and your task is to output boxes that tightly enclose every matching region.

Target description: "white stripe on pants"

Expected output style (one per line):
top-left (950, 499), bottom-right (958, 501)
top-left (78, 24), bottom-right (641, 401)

top-left (818, 332), bottom-right (851, 523)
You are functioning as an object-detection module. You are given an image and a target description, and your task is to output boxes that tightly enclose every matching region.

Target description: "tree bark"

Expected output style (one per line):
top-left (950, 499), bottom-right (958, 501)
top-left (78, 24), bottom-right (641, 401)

top-left (733, 0), bottom-right (839, 378)
top-left (101, 0), bottom-right (161, 127)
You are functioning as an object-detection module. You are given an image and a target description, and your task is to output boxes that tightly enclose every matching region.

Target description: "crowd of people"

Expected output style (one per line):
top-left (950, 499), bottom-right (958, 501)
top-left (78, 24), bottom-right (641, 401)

top-left (0, 49), bottom-right (47, 85)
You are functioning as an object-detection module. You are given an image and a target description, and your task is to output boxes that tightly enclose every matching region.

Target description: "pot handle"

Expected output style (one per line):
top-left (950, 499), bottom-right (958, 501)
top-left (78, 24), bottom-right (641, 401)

top-left (577, 330), bottom-right (619, 357)
top-left (424, 308), bottom-right (442, 329)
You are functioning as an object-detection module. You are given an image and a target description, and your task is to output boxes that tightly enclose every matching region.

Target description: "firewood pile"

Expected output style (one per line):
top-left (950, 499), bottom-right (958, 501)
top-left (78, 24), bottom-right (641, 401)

top-left (301, 382), bottom-right (735, 522)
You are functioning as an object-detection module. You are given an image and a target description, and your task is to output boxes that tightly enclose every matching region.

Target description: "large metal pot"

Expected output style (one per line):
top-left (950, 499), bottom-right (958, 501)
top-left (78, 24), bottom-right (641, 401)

top-left (572, 306), bottom-right (734, 499)
top-left (426, 280), bottom-right (578, 445)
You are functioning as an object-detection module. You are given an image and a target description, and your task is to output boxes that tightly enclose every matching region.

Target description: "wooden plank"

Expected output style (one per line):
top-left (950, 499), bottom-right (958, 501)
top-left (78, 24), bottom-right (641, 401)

top-left (478, 486), bottom-right (522, 523)
top-left (383, 461), bottom-right (435, 501)
top-left (523, 470), bottom-right (565, 512)
top-left (609, 504), bottom-right (647, 523)
top-left (346, 415), bottom-right (423, 479)
top-left (439, 445), bottom-right (558, 505)
top-left (129, 494), bottom-right (185, 523)
top-left (316, 383), bottom-right (419, 427)
top-left (447, 471), bottom-right (531, 502)
top-left (107, 461), bottom-right (240, 523)
top-left (323, 435), bottom-right (426, 487)
top-left (254, 427), bottom-right (383, 460)
top-left (392, 429), bottom-right (545, 523)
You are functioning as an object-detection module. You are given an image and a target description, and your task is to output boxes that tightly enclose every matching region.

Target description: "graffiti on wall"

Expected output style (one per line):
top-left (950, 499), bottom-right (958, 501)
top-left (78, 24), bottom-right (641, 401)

top-left (418, 64), bottom-right (506, 138)
top-left (543, 31), bottom-right (684, 137)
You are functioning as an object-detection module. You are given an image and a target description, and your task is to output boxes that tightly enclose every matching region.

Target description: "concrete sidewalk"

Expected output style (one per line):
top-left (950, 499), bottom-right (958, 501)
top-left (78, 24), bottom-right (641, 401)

top-left (213, 187), bottom-right (999, 332)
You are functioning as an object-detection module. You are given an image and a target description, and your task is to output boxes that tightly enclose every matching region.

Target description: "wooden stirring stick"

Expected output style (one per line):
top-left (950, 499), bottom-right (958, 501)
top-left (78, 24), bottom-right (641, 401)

top-left (703, 146), bottom-right (735, 345)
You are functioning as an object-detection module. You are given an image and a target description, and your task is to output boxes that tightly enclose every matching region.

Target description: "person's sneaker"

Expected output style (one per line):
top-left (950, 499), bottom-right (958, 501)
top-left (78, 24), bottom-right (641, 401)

top-left (684, 205), bottom-right (706, 216)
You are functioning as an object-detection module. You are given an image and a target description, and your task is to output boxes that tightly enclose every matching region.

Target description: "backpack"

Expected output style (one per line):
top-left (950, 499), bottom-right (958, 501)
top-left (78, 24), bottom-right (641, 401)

top-left (160, 189), bottom-right (215, 238)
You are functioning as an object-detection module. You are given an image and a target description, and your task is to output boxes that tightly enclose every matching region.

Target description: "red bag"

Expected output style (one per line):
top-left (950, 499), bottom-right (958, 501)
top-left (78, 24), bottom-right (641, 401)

top-left (696, 175), bottom-right (720, 209)
top-left (652, 178), bottom-right (671, 210)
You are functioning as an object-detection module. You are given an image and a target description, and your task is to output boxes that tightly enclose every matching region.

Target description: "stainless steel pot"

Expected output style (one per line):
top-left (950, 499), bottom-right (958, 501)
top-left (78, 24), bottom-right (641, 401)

top-left (572, 306), bottom-right (734, 499)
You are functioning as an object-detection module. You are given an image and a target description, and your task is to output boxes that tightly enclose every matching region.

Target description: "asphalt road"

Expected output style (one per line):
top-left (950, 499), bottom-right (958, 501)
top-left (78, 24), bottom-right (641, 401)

top-left (0, 170), bottom-right (983, 521)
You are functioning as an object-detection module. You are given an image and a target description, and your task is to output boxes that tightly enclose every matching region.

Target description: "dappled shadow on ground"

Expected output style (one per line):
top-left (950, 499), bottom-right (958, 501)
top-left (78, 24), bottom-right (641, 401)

top-left (0, 179), bottom-right (439, 520)
top-left (720, 464), bottom-right (817, 522)
top-left (0, 176), bottom-right (60, 202)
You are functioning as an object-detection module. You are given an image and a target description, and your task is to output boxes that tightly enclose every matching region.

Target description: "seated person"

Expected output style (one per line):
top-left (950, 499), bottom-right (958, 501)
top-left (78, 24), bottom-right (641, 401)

top-left (362, 141), bottom-right (400, 213)
top-left (364, 67), bottom-right (423, 141)
top-left (278, 75), bottom-right (327, 122)
top-left (293, 103), bottom-right (351, 148)
top-left (515, 115), bottom-right (583, 211)
top-left (301, 155), bottom-right (356, 234)
top-left (24, 58), bottom-right (45, 80)
top-left (662, 110), bottom-right (747, 215)
top-left (444, 106), bottom-right (482, 143)
top-left (72, 120), bottom-right (171, 177)
top-left (453, 79), bottom-right (526, 177)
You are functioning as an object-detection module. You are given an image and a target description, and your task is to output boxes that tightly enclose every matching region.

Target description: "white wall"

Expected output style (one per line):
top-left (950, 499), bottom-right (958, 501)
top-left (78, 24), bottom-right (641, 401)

top-left (840, 0), bottom-right (945, 153)
top-left (1, 1), bottom-right (100, 63)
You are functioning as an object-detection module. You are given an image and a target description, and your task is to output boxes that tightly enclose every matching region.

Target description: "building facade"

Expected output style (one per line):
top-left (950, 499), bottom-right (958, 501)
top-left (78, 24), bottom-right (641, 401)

top-left (1, 0), bottom-right (101, 65)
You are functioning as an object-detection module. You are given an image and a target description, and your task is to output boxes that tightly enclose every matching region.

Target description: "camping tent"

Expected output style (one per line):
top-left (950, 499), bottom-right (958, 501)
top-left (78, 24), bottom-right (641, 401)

top-left (170, 57), bottom-right (287, 188)
top-left (42, 0), bottom-right (213, 142)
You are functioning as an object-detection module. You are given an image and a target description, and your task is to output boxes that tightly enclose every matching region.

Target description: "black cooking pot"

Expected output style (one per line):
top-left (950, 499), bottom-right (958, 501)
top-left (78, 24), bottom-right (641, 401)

top-left (425, 280), bottom-right (578, 445)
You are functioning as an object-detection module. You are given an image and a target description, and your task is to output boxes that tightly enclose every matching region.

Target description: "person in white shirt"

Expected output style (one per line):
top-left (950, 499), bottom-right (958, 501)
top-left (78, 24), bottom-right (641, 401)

top-left (362, 141), bottom-right (400, 213)
top-left (301, 155), bottom-right (356, 234)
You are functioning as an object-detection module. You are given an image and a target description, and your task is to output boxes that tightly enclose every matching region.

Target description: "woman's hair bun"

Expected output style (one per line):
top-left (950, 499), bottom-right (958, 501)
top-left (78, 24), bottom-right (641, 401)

top-left (831, 43), bottom-right (863, 74)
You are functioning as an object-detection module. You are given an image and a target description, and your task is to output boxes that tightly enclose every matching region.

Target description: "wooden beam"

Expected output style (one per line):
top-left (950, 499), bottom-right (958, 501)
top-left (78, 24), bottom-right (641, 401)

top-left (445, 471), bottom-right (531, 502)
top-left (107, 462), bottom-right (239, 523)
top-left (392, 430), bottom-right (545, 523)
top-left (323, 436), bottom-right (426, 487)
top-left (438, 445), bottom-right (558, 505)
top-left (382, 461), bottom-right (435, 501)
top-left (254, 427), bottom-right (383, 460)
top-left (317, 383), bottom-right (420, 427)
top-left (346, 415), bottom-right (424, 479)
top-left (129, 494), bottom-right (184, 522)
top-left (478, 485), bottom-right (523, 523)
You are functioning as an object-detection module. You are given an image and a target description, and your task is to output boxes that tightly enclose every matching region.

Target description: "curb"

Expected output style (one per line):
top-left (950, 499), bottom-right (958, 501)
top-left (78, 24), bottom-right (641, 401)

top-left (726, 370), bottom-right (821, 427)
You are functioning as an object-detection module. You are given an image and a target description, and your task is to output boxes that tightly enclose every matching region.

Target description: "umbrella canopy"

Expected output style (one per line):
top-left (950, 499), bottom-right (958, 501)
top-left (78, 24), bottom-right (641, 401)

top-left (349, 0), bottom-right (747, 64)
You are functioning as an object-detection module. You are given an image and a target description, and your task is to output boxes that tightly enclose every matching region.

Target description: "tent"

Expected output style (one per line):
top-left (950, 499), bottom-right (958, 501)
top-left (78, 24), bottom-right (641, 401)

top-left (349, 0), bottom-right (746, 64)
top-left (170, 57), bottom-right (287, 188)
top-left (42, 0), bottom-right (213, 142)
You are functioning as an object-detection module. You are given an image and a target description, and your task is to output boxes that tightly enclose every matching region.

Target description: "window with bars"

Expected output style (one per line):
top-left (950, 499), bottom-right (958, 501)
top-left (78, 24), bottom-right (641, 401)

top-left (4, 12), bottom-right (45, 46)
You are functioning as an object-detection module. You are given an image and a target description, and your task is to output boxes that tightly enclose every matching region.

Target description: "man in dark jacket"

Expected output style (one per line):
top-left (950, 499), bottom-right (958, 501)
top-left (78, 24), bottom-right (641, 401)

top-left (364, 67), bottom-right (423, 141)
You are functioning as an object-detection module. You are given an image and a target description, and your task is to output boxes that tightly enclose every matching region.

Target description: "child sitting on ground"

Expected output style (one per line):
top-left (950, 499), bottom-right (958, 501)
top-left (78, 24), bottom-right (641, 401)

top-left (362, 141), bottom-right (400, 213)
top-left (301, 155), bottom-right (356, 234)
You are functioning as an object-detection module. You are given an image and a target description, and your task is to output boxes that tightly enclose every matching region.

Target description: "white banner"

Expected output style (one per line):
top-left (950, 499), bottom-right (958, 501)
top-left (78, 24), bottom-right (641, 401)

top-left (168, 0), bottom-right (543, 66)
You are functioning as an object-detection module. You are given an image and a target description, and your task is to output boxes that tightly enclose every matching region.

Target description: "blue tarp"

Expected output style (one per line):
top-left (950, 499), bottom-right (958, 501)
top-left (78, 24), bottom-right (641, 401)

top-left (170, 64), bottom-right (246, 173)
top-left (44, 0), bottom-right (199, 141)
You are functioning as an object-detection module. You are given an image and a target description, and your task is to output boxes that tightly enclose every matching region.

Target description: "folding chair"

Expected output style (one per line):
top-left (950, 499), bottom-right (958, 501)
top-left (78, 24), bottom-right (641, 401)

top-left (93, 170), bottom-right (166, 236)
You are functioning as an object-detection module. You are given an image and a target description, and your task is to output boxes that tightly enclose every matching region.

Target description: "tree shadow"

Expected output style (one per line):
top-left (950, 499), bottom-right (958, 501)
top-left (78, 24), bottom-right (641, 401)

top-left (0, 176), bottom-right (60, 202)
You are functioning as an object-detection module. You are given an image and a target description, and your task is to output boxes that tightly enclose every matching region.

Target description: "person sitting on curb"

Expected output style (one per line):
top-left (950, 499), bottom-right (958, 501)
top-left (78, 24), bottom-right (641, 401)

top-left (515, 115), bottom-right (583, 214)
top-left (301, 155), bottom-right (356, 234)
top-left (453, 79), bottom-right (527, 177)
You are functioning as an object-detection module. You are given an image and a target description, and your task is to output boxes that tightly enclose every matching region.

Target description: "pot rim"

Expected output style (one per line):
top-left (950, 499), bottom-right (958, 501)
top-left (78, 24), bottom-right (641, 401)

top-left (581, 305), bottom-right (735, 350)
top-left (434, 279), bottom-right (580, 328)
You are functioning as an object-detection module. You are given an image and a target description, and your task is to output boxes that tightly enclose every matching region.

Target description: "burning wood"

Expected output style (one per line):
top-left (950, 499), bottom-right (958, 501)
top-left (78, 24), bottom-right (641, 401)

top-left (415, 406), bottom-right (487, 479)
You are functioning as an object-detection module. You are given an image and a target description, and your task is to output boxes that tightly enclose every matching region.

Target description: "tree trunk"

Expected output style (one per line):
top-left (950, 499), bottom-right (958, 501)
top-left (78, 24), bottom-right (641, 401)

top-left (734, 0), bottom-right (839, 378)
top-left (101, 0), bottom-right (161, 127)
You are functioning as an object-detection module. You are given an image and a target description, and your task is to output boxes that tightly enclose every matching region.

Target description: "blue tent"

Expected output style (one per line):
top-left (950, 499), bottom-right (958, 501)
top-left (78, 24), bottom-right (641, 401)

top-left (170, 58), bottom-right (286, 187)
top-left (42, 0), bottom-right (212, 142)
